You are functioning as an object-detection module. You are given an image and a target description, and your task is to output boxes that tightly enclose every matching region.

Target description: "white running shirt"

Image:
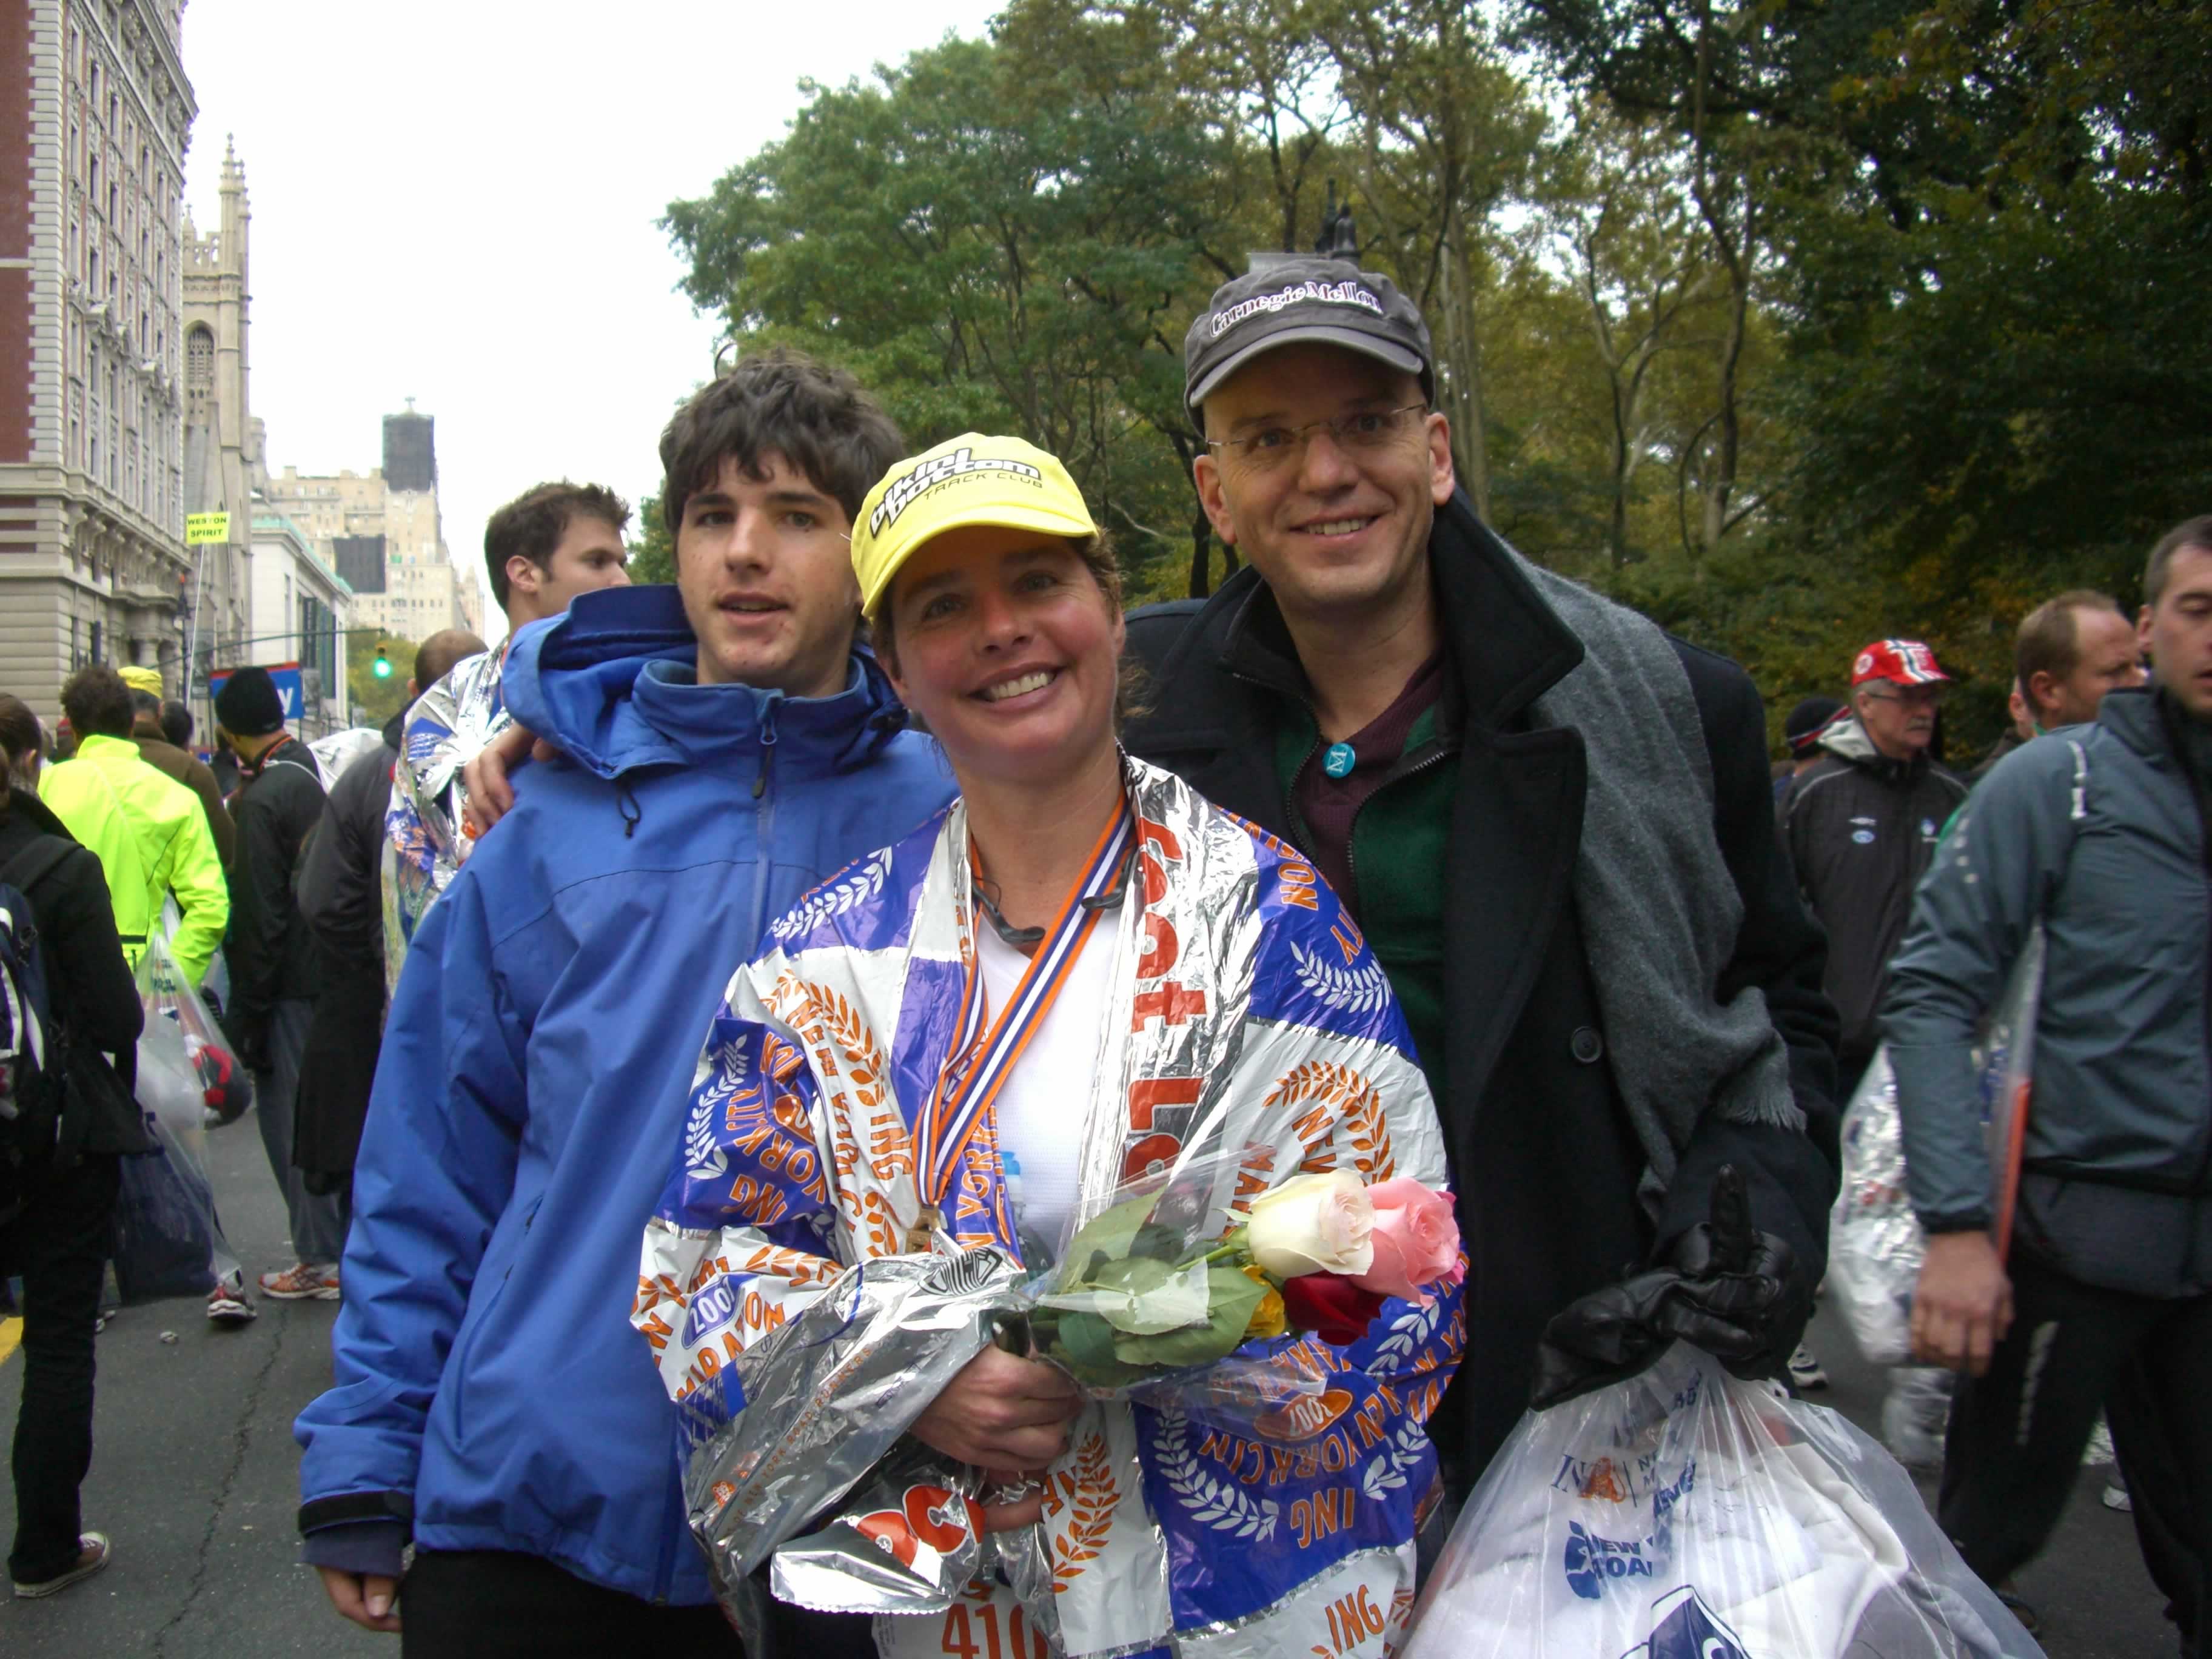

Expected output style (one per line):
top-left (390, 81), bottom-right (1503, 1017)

top-left (976, 910), bottom-right (1117, 1261)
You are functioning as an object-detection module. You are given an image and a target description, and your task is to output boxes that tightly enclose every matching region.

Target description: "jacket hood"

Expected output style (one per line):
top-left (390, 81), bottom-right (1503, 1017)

top-left (1815, 714), bottom-right (1880, 765)
top-left (380, 707), bottom-right (407, 752)
top-left (1814, 712), bottom-right (1943, 780)
top-left (501, 582), bottom-right (910, 781)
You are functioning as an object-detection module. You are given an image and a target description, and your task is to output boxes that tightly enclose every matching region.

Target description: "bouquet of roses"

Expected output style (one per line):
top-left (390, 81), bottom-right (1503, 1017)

top-left (1025, 1167), bottom-right (1462, 1392)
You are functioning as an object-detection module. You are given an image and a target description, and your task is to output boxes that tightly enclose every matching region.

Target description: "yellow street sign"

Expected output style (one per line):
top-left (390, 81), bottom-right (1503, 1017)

top-left (185, 512), bottom-right (231, 545)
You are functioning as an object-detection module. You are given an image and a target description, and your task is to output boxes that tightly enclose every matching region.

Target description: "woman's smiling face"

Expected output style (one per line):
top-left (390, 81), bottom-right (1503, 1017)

top-left (880, 530), bottom-right (1125, 791)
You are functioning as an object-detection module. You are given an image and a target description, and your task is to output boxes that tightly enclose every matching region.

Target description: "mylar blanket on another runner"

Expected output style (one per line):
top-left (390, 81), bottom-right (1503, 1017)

top-left (381, 646), bottom-right (506, 992)
top-left (635, 758), bottom-right (1463, 1659)
top-left (1829, 923), bottom-right (2044, 1366)
top-left (1399, 1343), bottom-right (2042, 1659)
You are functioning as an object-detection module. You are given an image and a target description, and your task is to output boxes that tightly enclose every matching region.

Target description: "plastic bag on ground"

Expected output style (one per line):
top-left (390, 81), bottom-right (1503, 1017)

top-left (1399, 1343), bottom-right (2040, 1659)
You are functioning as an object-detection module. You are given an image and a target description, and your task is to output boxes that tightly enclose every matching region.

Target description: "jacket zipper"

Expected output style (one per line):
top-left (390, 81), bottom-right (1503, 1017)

top-left (1347, 740), bottom-right (1455, 903)
top-left (749, 704), bottom-right (781, 948)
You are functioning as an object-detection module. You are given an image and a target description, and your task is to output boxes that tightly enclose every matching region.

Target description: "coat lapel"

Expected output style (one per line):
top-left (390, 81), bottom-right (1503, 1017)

top-left (1125, 493), bottom-right (1592, 1127)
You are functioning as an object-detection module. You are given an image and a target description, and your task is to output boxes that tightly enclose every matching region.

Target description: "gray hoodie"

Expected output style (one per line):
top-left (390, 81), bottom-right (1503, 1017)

top-left (1883, 688), bottom-right (2212, 1298)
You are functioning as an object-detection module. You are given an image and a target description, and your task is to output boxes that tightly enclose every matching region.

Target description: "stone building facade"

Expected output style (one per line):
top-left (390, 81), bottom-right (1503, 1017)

top-left (263, 406), bottom-right (483, 646)
top-left (243, 510), bottom-right (351, 737)
top-left (1, 0), bottom-right (197, 723)
top-left (178, 133), bottom-right (259, 708)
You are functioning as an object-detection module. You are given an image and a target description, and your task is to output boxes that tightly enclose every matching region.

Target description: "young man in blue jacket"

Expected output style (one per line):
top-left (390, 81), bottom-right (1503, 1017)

top-left (293, 349), bottom-right (953, 1656)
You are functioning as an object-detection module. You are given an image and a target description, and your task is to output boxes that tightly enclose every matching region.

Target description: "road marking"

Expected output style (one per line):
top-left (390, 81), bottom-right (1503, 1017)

top-left (0, 1316), bottom-right (20, 1366)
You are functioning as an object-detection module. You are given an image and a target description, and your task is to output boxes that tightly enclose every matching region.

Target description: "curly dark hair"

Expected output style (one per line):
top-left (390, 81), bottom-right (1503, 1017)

top-left (484, 481), bottom-right (631, 611)
top-left (61, 664), bottom-right (136, 740)
top-left (659, 347), bottom-right (904, 537)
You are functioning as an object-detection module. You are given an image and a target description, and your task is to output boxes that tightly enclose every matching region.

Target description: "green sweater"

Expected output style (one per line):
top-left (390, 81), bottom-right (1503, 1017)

top-left (1273, 701), bottom-right (1456, 1106)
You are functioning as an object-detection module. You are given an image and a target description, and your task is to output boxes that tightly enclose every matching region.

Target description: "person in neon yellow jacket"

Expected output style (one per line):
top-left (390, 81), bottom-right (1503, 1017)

top-left (39, 664), bottom-right (229, 987)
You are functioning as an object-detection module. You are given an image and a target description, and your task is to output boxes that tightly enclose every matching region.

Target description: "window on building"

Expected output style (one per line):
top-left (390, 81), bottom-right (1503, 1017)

top-left (186, 326), bottom-right (212, 394)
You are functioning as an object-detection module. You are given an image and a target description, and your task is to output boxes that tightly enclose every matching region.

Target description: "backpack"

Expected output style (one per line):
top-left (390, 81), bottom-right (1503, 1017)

top-left (0, 840), bottom-right (73, 1225)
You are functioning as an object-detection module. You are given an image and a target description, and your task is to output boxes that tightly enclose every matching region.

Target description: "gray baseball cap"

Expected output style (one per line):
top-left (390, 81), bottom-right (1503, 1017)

top-left (1183, 258), bottom-right (1434, 423)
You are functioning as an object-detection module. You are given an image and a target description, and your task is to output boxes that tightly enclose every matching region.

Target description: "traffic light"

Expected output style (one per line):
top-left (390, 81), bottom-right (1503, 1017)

top-left (372, 645), bottom-right (392, 680)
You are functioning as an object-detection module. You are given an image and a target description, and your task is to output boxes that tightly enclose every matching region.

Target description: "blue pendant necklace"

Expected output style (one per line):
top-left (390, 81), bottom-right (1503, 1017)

top-left (1322, 742), bottom-right (1357, 779)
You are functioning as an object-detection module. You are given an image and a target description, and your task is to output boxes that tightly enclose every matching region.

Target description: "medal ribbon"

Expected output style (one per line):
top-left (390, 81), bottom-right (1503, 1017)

top-left (913, 798), bottom-right (1133, 1215)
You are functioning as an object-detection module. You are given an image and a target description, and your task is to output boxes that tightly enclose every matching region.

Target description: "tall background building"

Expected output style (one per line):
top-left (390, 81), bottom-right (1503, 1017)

top-left (1, 1), bottom-right (197, 719)
top-left (264, 403), bottom-right (483, 645)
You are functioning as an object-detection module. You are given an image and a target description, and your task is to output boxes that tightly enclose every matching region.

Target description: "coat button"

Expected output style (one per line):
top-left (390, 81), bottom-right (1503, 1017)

top-left (1570, 1027), bottom-right (1604, 1065)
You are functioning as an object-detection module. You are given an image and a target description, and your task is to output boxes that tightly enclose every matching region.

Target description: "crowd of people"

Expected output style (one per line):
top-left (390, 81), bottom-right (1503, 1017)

top-left (0, 255), bottom-right (2204, 1656)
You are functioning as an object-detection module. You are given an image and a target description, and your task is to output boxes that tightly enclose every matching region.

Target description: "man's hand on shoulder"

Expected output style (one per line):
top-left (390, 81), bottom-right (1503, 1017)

top-left (1912, 1230), bottom-right (2013, 1375)
top-left (460, 723), bottom-right (559, 837)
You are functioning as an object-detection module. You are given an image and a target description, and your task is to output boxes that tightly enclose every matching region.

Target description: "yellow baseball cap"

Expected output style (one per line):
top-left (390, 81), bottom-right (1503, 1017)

top-left (119, 665), bottom-right (164, 697)
top-left (851, 434), bottom-right (1098, 620)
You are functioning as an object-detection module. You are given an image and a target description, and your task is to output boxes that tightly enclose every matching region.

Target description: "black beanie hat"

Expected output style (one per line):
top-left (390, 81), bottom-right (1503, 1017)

top-left (1785, 694), bottom-right (1844, 757)
top-left (215, 666), bottom-right (286, 739)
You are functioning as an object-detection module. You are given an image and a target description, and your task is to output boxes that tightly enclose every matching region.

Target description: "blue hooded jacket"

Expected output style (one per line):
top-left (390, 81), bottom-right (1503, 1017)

top-left (293, 585), bottom-right (953, 1602)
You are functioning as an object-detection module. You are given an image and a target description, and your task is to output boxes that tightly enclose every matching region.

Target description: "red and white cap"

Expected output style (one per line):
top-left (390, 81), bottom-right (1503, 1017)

top-left (1851, 639), bottom-right (1950, 688)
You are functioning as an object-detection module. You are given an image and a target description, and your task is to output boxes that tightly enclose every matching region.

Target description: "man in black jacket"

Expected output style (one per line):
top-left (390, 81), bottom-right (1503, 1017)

top-left (215, 666), bottom-right (346, 1301)
top-left (293, 631), bottom-right (483, 1203)
top-left (0, 712), bottom-right (145, 1598)
top-left (1123, 258), bottom-right (1841, 1495)
top-left (1779, 640), bottom-right (1969, 1095)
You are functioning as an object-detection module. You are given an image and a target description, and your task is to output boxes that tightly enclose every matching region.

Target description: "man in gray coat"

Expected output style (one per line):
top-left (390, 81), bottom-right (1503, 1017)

top-left (1885, 513), bottom-right (2212, 1650)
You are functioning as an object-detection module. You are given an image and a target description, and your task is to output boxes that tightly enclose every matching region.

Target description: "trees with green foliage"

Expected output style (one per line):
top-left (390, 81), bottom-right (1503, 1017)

top-left (628, 488), bottom-right (675, 586)
top-left (660, 0), bottom-right (2208, 755)
top-left (346, 630), bottom-right (417, 728)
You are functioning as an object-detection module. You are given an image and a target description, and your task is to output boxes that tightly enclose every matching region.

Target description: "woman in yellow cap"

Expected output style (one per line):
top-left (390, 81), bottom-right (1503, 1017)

top-left (634, 435), bottom-right (1461, 1659)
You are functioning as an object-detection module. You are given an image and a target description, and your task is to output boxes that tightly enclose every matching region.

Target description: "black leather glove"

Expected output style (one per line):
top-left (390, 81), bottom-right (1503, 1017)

top-left (220, 1009), bottom-right (271, 1076)
top-left (1530, 1164), bottom-right (1803, 1410)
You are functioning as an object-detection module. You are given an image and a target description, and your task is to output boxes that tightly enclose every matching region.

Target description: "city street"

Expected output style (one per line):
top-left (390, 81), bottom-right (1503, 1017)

top-left (1, 1113), bottom-right (381, 1657)
top-left (0, 1106), bottom-right (2184, 1656)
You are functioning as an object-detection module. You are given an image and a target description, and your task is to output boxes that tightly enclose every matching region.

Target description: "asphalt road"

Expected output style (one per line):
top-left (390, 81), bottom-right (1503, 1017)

top-left (1, 1106), bottom-right (384, 1658)
top-left (0, 1107), bottom-right (2186, 1655)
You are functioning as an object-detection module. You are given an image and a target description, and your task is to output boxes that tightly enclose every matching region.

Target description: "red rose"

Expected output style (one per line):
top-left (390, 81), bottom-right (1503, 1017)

top-left (1279, 1275), bottom-right (1389, 1346)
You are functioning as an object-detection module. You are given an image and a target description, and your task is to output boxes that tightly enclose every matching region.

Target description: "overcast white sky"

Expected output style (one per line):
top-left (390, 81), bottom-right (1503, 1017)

top-left (179, 0), bottom-right (1004, 640)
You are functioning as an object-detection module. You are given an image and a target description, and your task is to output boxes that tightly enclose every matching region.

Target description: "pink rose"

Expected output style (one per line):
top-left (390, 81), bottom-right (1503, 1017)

top-left (1351, 1180), bottom-right (1463, 1306)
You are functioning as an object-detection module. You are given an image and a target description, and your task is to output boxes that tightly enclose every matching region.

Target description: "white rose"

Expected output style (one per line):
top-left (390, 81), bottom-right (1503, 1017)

top-left (1245, 1170), bottom-right (1375, 1280)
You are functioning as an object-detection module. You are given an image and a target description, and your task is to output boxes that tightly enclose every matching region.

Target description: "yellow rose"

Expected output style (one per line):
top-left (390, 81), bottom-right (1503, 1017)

top-left (1243, 1265), bottom-right (1287, 1339)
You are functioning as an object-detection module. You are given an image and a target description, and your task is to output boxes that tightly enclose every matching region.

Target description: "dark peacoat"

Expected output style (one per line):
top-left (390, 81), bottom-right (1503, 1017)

top-left (1122, 488), bottom-right (1842, 1484)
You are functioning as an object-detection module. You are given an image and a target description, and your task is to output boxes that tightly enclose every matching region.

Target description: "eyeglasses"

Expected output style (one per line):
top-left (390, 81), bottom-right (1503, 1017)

top-left (1860, 685), bottom-right (1948, 709)
top-left (1205, 404), bottom-right (1430, 470)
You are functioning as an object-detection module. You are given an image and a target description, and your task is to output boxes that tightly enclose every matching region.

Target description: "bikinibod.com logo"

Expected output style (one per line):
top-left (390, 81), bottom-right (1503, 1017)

top-left (868, 447), bottom-right (1044, 536)
top-left (1210, 279), bottom-right (1384, 339)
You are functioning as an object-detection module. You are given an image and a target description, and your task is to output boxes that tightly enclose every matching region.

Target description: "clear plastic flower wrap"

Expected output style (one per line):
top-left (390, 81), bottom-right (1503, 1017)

top-left (1021, 1148), bottom-right (1461, 1409)
top-left (1399, 1343), bottom-right (2042, 1659)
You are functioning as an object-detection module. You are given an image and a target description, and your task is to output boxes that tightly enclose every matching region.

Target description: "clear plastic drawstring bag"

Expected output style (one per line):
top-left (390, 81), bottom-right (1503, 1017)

top-left (1399, 1344), bottom-right (2042, 1659)
top-left (115, 936), bottom-right (239, 1302)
